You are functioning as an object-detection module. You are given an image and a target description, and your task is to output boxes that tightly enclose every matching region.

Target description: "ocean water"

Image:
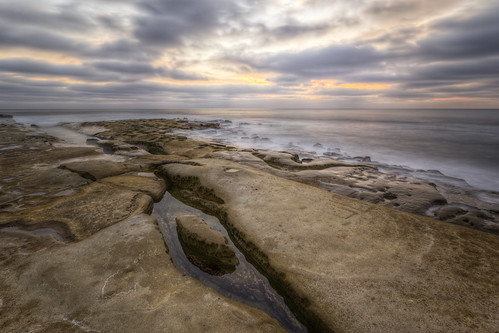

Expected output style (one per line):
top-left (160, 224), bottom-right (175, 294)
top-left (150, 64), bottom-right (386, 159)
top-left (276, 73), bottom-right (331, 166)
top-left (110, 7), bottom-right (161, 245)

top-left (5, 108), bottom-right (499, 192)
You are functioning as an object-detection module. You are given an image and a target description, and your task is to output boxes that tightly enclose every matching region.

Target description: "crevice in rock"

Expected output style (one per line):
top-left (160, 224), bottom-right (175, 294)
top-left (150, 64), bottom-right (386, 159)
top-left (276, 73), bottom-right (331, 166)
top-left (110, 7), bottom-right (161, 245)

top-left (152, 187), bottom-right (307, 333)
top-left (157, 175), bottom-right (323, 332)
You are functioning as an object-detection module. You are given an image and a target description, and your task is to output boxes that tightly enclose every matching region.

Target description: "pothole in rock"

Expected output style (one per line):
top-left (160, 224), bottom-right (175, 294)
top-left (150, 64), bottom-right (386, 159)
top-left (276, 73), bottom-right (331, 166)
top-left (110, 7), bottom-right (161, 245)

top-left (153, 191), bottom-right (307, 333)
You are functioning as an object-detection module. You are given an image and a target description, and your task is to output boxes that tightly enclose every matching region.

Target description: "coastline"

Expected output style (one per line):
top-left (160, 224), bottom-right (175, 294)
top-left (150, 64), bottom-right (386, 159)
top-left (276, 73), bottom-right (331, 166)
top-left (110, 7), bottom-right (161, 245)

top-left (1, 116), bottom-right (498, 332)
top-left (76, 118), bottom-right (499, 235)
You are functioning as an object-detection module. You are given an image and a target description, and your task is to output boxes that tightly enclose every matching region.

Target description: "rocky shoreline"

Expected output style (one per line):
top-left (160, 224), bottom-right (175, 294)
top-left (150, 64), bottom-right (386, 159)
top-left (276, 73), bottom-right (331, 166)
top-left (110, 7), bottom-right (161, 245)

top-left (1, 116), bottom-right (498, 332)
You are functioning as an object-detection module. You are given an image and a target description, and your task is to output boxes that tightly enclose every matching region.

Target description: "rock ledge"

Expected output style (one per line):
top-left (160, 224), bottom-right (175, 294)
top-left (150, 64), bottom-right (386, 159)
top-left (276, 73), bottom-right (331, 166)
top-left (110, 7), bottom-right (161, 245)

top-left (176, 215), bottom-right (239, 275)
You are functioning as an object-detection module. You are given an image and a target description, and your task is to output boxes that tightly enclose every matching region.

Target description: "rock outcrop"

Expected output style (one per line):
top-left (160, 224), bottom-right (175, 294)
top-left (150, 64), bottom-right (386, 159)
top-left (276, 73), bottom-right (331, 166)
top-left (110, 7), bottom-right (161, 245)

top-left (176, 215), bottom-right (239, 275)
top-left (100, 173), bottom-right (167, 202)
top-left (160, 158), bottom-right (499, 332)
top-left (0, 120), bottom-right (286, 332)
top-left (60, 159), bottom-right (141, 181)
top-left (0, 214), bottom-right (284, 332)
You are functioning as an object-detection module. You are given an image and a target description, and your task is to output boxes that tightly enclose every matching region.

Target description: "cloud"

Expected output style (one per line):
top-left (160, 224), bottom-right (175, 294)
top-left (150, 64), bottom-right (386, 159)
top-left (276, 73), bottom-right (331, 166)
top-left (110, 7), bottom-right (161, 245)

top-left (0, 58), bottom-right (205, 83)
top-left (0, 21), bottom-right (87, 54)
top-left (262, 22), bottom-right (332, 41)
top-left (133, 0), bottom-right (242, 46)
top-left (0, 58), bottom-right (109, 80)
top-left (0, 1), bottom-right (95, 33)
top-left (255, 44), bottom-right (385, 78)
top-left (89, 60), bottom-right (204, 80)
top-left (417, 5), bottom-right (499, 61)
top-left (366, 0), bottom-right (419, 16)
top-left (90, 61), bottom-right (159, 75)
top-left (1, 0), bottom-right (498, 108)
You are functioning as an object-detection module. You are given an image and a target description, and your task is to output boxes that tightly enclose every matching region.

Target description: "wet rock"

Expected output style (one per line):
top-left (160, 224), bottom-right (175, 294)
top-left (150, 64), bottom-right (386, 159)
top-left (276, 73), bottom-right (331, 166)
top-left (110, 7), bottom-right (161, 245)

top-left (176, 215), bottom-right (239, 275)
top-left (1, 120), bottom-right (285, 332)
top-left (78, 119), bottom-right (221, 158)
top-left (162, 158), bottom-right (499, 333)
top-left (382, 191), bottom-right (398, 200)
top-left (385, 182), bottom-right (447, 215)
top-left (448, 209), bottom-right (499, 233)
top-left (4, 182), bottom-right (153, 240)
top-left (0, 214), bottom-right (284, 332)
top-left (0, 122), bottom-right (98, 215)
top-left (435, 205), bottom-right (466, 220)
top-left (253, 151), bottom-right (364, 171)
top-left (354, 191), bottom-right (383, 204)
top-left (352, 156), bottom-right (371, 162)
top-left (322, 151), bottom-right (342, 158)
top-left (60, 159), bottom-right (141, 181)
top-left (0, 167), bottom-right (89, 211)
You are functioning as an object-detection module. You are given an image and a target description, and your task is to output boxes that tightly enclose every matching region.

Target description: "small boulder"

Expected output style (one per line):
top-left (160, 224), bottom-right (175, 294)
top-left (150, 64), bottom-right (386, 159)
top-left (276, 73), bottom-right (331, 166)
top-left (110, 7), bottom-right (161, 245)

top-left (176, 215), bottom-right (238, 275)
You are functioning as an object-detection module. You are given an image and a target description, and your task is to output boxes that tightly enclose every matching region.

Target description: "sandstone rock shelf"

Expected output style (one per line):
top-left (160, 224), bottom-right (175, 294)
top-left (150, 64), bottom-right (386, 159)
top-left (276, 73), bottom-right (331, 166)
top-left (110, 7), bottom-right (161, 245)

top-left (0, 119), bottom-right (286, 332)
top-left (159, 158), bottom-right (499, 332)
top-left (153, 191), bottom-right (306, 332)
top-left (2, 117), bottom-right (498, 333)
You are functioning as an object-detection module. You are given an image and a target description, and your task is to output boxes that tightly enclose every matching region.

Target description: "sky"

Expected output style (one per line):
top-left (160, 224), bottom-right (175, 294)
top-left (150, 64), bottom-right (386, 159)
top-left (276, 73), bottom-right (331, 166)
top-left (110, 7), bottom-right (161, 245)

top-left (0, 0), bottom-right (498, 109)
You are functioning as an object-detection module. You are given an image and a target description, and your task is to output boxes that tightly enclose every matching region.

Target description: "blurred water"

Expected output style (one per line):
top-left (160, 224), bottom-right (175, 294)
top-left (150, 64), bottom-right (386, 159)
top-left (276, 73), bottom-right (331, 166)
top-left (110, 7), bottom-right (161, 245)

top-left (5, 108), bottom-right (499, 191)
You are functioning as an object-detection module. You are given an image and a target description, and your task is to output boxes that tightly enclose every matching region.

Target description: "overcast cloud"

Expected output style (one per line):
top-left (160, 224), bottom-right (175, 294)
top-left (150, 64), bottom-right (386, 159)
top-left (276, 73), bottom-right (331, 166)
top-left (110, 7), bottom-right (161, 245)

top-left (0, 0), bottom-right (498, 108)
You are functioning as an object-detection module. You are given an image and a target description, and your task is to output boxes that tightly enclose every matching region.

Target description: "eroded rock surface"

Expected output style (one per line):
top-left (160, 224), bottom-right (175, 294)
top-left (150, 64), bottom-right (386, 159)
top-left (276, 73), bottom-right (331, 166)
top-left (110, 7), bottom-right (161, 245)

top-left (0, 122), bottom-right (97, 213)
top-left (100, 173), bottom-right (167, 202)
top-left (160, 158), bottom-right (499, 333)
top-left (214, 149), bottom-right (498, 233)
top-left (60, 159), bottom-right (141, 181)
top-left (6, 117), bottom-right (495, 332)
top-left (73, 118), bottom-right (499, 234)
top-left (176, 215), bottom-right (239, 275)
top-left (1, 120), bottom-right (286, 332)
top-left (0, 214), bottom-right (284, 332)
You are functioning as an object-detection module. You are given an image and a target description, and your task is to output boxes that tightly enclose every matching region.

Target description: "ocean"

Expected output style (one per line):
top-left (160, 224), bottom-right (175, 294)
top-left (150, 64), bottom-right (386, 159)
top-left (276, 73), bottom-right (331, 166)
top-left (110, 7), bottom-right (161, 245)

top-left (5, 108), bottom-right (499, 193)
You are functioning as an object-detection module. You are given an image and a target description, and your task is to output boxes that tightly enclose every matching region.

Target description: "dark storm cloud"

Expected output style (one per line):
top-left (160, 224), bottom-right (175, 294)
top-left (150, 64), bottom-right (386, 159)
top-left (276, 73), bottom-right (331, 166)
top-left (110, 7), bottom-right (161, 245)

top-left (0, 20), bottom-right (161, 63)
top-left (411, 58), bottom-right (499, 82)
top-left (0, 58), bottom-right (204, 83)
top-left (0, 73), bottom-right (286, 106)
top-left (0, 2), bottom-right (94, 32)
top-left (88, 39), bottom-right (162, 62)
top-left (0, 74), bottom-right (76, 104)
top-left (0, 21), bottom-right (86, 53)
top-left (89, 60), bottom-right (204, 80)
top-left (1, 0), bottom-right (498, 107)
top-left (69, 81), bottom-right (284, 97)
top-left (96, 15), bottom-right (127, 31)
top-left (246, 2), bottom-right (499, 103)
top-left (418, 6), bottom-right (499, 60)
top-left (90, 61), bottom-right (159, 75)
top-left (0, 59), bottom-right (105, 80)
top-left (134, 0), bottom-right (242, 46)
top-left (256, 44), bottom-right (385, 78)
top-left (134, 16), bottom-right (185, 46)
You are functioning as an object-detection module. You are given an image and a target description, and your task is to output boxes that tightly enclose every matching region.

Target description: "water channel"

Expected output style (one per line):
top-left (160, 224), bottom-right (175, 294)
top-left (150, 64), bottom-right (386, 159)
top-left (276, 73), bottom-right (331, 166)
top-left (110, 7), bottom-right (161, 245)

top-left (39, 123), bottom-right (307, 332)
top-left (152, 192), bottom-right (306, 332)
